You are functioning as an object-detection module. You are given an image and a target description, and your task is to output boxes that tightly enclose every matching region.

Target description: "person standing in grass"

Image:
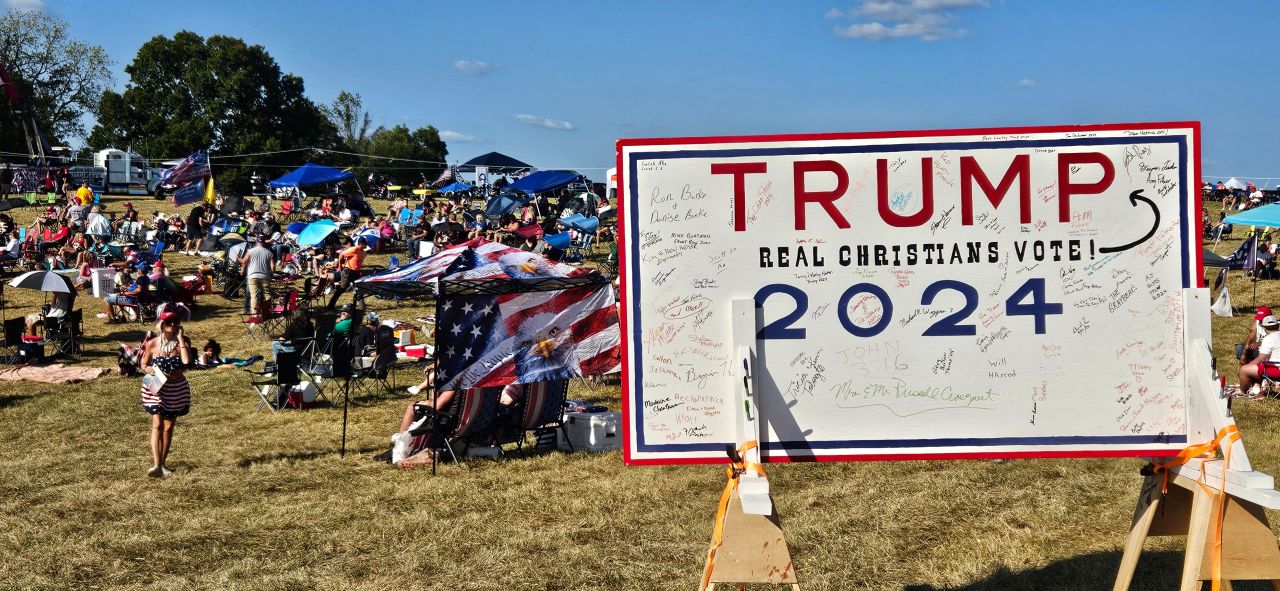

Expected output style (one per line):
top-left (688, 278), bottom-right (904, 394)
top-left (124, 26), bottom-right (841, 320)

top-left (139, 304), bottom-right (193, 477)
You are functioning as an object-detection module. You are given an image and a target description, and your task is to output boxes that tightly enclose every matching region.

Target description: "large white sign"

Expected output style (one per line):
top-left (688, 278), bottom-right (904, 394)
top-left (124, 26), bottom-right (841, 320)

top-left (619, 123), bottom-right (1201, 465)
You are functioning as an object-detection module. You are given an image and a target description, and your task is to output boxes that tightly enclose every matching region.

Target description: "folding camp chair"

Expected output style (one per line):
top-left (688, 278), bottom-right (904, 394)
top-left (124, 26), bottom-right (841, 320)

top-left (1, 316), bottom-right (23, 360)
top-left (519, 380), bottom-right (572, 452)
top-left (405, 387), bottom-right (501, 465)
top-left (115, 290), bottom-right (158, 324)
top-left (44, 309), bottom-right (83, 359)
top-left (352, 349), bottom-right (395, 398)
top-left (247, 350), bottom-right (301, 412)
top-left (260, 289), bottom-right (300, 335)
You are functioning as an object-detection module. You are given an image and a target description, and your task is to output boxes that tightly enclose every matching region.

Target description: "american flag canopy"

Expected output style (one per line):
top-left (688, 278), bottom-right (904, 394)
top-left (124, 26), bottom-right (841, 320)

top-left (384, 238), bottom-right (620, 391)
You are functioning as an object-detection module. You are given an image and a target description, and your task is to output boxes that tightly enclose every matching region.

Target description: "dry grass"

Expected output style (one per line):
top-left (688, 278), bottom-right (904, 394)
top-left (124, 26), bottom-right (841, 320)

top-left (0, 194), bottom-right (1276, 590)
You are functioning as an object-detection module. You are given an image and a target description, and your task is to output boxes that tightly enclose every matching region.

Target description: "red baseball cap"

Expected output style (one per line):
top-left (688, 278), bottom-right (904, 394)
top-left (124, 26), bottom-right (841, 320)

top-left (1256, 306), bottom-right (1272, 321)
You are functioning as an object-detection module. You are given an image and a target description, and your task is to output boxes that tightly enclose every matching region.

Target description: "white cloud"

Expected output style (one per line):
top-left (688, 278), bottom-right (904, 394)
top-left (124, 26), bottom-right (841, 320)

top-left (827, 0), bottom-right (986, 42)
top-left (440, 130), bottom-right (482, 143)
top-left (5, 0), bottom-right (45, 11)
top-left (513, 114), bottom-right (574, 131)
top-left (1016, 78), bottom-right (1037, 88)
top-left (453, 60), bottom-right (502, 77)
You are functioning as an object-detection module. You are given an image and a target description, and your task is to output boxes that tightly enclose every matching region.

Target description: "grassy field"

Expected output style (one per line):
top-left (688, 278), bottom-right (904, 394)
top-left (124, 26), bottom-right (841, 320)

top-left (0, 193), bottom-right (1277, 590)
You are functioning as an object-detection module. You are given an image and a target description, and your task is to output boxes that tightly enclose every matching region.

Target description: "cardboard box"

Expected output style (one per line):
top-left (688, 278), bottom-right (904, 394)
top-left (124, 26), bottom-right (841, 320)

top-left (558, 411), bottom-right (621, 452)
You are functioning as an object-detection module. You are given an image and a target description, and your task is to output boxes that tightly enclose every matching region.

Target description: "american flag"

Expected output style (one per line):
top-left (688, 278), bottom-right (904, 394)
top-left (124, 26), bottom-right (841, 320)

top-left (1226, 233), bottom-right (1257, 271)
top-left (433, 241), bottom-right (620, 391)
top-left (161, 150), bottom-right (211, 189)
top-left (429, 165), bottom-right (457, 189)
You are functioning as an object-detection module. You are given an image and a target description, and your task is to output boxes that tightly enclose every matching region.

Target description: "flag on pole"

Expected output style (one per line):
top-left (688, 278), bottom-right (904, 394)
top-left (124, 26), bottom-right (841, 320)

top-left (204, 175), bottom-right (216, 205)
top-left (172, 178), bottom-right (205, 206)
top-left (429, 166), bottom-right (456, 188)
top-left (1226, 234), bottom-right (1257, 270)
top-left (160, 151), bottom-right (210, 189)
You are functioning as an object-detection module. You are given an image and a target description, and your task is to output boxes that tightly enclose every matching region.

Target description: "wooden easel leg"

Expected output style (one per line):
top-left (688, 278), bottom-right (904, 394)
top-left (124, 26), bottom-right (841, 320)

top-left (1114, 479), bottom-right (1162, 591)
top-left (1179, 487), bottom-right (1214, 591)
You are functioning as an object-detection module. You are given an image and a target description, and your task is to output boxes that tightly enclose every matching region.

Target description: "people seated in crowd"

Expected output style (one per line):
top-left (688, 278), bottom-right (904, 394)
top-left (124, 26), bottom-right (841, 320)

top-left (1239, 314), bottom-right (1280, 398)
top-left (0, 229), bottom-right (17, 261)
top-left (101, 263), bottom-right (151, 322)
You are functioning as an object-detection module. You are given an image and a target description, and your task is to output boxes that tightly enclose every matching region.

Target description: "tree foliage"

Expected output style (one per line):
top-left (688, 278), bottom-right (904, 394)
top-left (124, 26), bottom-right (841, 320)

top-left (88, 31), bottom-right (337, 192)
top-left (364, 124), bottom-right (448, 185)
top-left (324, 91), bottom-right (372, 153)
top-left (0, 9), bottom-right (112, 155)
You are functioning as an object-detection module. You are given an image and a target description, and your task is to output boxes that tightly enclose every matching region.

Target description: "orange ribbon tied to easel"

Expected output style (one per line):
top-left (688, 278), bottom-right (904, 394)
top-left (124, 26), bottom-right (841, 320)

top-left (701, 440), bottom-right (767, 590)
top-left (1148, 425), bottom-right (1241, 591)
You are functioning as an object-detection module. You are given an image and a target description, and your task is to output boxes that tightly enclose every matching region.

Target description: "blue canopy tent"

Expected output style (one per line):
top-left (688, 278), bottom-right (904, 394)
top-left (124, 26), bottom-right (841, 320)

top-left (438, 181), bottom-right (475, 193)
top-left (269, 163), bottom-right (354, 188)
top-left (1224, 204), bottom-right (1280, 227)
top-left (506, 170), bottom-right (583, 194)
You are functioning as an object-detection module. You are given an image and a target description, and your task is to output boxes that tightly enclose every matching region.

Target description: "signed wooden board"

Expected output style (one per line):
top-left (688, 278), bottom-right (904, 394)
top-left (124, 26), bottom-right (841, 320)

top-left (618, 122), bottom-right (1201, 465)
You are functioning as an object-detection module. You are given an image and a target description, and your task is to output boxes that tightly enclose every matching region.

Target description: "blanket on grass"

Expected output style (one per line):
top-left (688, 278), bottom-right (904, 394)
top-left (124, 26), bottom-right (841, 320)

top-left (0, 363), bottom-right (111, 384)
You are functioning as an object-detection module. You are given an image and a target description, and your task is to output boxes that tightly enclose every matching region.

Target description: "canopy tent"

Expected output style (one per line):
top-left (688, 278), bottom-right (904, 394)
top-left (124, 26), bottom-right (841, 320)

top-left (438, 181), bottom-right (475, 193)
top-left (1203, 249), bottom-right (1230, 268)
top-left (485, 192), bottom-right (530, 218)
top-left (269, 163), bottom-right (354, 188)
top-left (354, 237), bottom-right (592, 299)
top-left (459, 152), bottom-right (531, 172)
top-left (1225, 177), bottom-right (1248, 191)
top-left (1224, 204), bottom-right (1280, 227)
top-left (506, 170), bottom-right (583, 194)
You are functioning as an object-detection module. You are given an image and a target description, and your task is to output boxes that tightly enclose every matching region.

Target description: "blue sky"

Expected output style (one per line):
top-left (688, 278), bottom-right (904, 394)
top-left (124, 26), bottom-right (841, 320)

top-left (14, 0), bottom-right (1280, 184)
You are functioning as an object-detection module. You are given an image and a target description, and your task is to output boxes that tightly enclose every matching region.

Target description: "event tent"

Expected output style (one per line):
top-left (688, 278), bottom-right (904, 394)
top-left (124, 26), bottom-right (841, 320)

top-left (460, 152), bottom-right (531, 172)
top-left (506, 170), bottom-right (583, 194)
top-left (1224, 203), bottom-right (1280, 227)
top-left (1225, 177), bottom-right (1248, 191)
top-left (269, 163), bottom-right (354, 188)
top-left (438, 181), bottom-right (475, 193)
top-left (1203, 249), bottom-right (1229, 268)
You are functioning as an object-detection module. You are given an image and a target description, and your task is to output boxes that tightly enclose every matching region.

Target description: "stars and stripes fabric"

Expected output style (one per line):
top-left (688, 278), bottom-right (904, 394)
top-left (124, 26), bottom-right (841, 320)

top-left (355, 237), bottom-right (590, 296)
top-left (435, 283), bottom-right (620, 392)
top-left (1226, 234), bottom-right (1257, 271)
top-left (160, 150), bottom-right (210, 189)
top-left (417, 237), bottom-right (620, 392)
top-left (429, 165), bottom-right (457, 188)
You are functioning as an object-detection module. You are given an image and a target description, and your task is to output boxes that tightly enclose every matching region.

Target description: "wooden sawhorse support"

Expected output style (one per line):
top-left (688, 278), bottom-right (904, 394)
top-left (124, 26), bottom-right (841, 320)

top-left (1114, 472), bottom-right (1280, 591)
top-left (701, 490), bottom-right (799, 591)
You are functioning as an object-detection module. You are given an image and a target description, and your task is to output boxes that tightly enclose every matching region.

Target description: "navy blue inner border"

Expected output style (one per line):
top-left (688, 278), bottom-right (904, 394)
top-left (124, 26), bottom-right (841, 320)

top-left (627, 136), bottom-right (1192, 454)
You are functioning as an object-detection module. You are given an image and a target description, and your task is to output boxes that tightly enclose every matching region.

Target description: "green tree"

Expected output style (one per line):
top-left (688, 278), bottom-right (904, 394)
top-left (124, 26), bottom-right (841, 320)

top-left (88, 31), bottom-right (338, 192)
top-left (364, 124), bottom-right (448, 185)
top-left (324, 91), bottom-right (372, 153)
top-left (0, 9), bottom-right (112, 157)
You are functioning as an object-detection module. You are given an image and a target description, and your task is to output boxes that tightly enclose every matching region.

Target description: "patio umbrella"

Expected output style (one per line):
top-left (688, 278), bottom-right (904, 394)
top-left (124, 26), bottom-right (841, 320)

top-left (297, 219), bottom-right (338, 247)
top-left (286, 221), bottom-right (308, 235)
top-left (8, 270), bottom-right (73, 294)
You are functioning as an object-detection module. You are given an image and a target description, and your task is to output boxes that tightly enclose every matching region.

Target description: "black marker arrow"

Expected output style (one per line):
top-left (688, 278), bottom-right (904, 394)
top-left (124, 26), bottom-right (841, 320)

top-left (1098, 189), bottom-right (1160, 254)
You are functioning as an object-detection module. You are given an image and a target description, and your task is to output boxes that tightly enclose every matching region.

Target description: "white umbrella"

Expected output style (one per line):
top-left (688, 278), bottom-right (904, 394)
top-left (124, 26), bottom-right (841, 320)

top-left (1225, 177), bottom-right (1247, 190)
top-left (7, 270), bottom-right (73, 294)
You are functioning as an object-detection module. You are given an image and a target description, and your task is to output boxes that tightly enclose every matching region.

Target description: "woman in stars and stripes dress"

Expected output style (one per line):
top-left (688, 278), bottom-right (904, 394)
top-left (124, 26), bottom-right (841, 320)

top-left (140, 306), bottom-right (192, 478)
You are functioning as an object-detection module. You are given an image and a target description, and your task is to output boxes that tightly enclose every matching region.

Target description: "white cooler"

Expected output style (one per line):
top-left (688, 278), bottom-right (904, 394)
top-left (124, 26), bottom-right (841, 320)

top-left (558, 411), bottom-right (621, 452)
top-left (91, 268), bottom-right (116, 298)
